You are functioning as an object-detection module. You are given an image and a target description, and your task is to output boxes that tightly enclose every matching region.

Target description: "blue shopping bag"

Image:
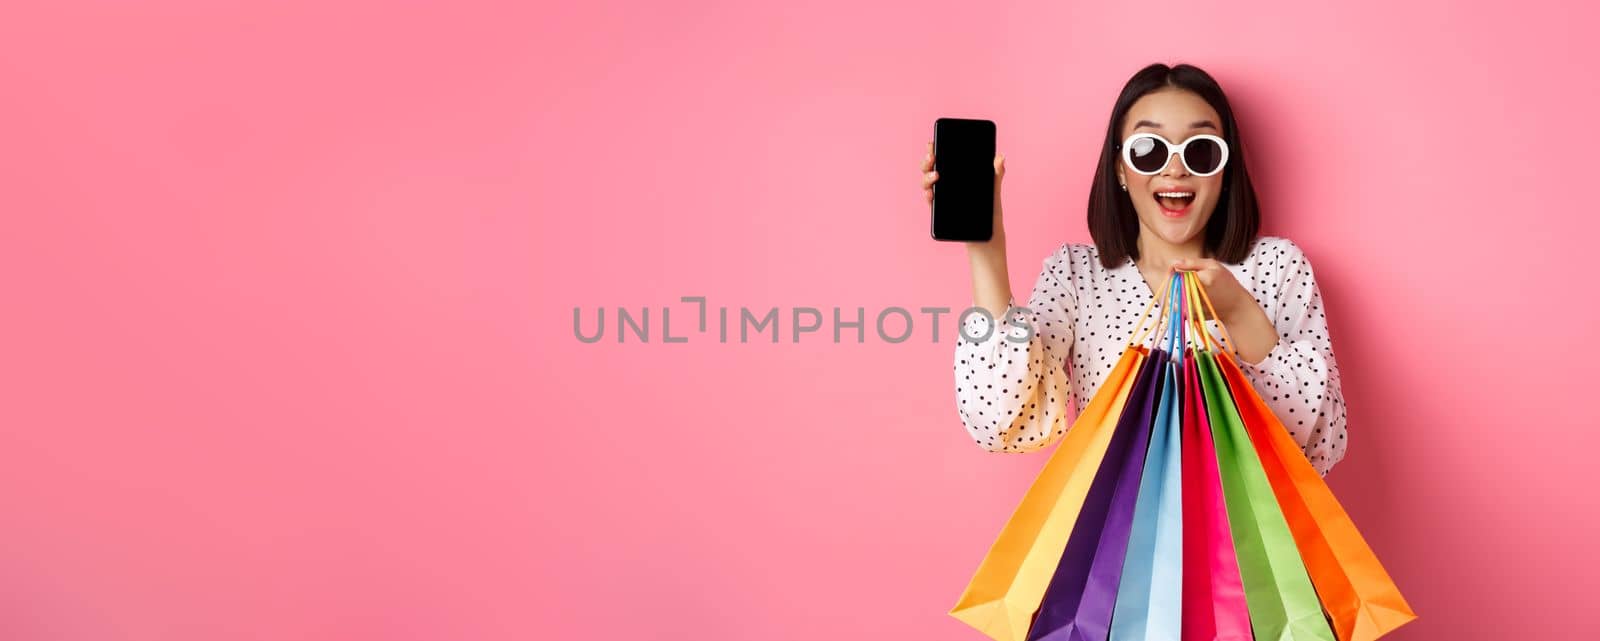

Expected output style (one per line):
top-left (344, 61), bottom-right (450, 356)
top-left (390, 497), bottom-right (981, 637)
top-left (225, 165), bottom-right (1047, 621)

top-left (1109, 276), bottom-right (1185, 641)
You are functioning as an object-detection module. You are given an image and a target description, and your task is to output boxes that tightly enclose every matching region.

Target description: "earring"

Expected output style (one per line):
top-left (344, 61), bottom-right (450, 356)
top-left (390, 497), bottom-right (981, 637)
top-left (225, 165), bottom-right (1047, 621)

top-left (1120, 183), bottom-right (1127, 191)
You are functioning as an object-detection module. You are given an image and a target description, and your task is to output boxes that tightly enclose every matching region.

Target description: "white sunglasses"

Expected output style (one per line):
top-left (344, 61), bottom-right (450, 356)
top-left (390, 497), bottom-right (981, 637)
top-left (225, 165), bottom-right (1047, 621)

top-left (1118, 133), bottom-right (1230, 177)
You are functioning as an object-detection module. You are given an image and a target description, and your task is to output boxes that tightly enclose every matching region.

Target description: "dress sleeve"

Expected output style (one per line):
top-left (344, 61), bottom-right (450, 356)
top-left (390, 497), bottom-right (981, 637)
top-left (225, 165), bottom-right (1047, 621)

top-left (952, 247), bottom-right (1078, 453)
top-left (1236, 239), bottom-right (1349, 477)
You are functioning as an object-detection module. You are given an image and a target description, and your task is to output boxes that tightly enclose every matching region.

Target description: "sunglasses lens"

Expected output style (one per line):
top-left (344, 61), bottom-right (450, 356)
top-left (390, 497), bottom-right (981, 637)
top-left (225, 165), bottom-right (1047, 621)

top-left (1127, 136), bottom-right (1168, 173)
top-left (1183, 138), bottom-right (1224, 174)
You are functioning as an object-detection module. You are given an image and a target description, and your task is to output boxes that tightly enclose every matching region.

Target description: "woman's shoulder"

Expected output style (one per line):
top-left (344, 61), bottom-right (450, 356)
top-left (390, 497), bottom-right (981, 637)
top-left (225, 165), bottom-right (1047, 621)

top-left (1044, 241), bottom-right (1109, 280)
top-left (1046, 240), bottom-right (1115, 266)
top-left (1023, 242), bottom-right (1098, 299)
top-left (1243, 235), bottom-right (1318, 278)
top-left (1059, 241), bottom-right (1099, 264)
top-left (1246, 235), bottom-right (1307, 263)
top-left (1235, 235), bottom-right (1327, 302)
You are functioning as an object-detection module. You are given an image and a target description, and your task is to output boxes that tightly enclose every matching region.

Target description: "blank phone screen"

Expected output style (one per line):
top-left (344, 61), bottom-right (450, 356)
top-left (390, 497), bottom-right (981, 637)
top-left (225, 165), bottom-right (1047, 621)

top-left (931, 118), bottom-right (995, 242)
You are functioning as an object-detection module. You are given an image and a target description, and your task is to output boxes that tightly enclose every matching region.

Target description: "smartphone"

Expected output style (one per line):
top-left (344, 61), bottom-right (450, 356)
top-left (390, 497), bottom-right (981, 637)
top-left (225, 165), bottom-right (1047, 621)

top-left (930, 117), bottom-right (996, 242)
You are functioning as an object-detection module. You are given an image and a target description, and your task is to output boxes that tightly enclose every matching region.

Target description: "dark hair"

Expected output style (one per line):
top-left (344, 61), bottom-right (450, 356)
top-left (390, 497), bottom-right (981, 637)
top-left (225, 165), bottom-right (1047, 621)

top-left (1086, 62), bottom-right (1260, 270)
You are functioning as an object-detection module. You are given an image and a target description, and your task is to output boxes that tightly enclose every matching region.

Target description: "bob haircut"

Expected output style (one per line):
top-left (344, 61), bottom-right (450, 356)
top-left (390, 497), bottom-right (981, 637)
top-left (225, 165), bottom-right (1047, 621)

top-left (1086, 62), bottom-right (1261, 270)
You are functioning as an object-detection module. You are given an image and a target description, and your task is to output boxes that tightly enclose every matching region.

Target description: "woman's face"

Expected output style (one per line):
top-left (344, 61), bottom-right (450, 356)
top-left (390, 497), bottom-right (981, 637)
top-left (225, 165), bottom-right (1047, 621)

top-left (1116, 88), bottom-right (1227, 250)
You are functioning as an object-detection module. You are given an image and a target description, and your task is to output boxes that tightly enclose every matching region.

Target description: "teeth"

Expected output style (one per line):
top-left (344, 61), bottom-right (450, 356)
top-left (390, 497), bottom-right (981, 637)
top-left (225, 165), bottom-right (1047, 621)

top-left (1156, 191), bottom-right (1194, 197)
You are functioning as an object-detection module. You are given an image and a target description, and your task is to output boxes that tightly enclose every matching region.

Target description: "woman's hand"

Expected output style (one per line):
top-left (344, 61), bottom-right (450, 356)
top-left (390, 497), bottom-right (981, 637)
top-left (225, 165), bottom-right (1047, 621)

top-left (1168, 258), bottom-right (1251, 322)
top-left (1170, 257), bottom-right (1278, 365)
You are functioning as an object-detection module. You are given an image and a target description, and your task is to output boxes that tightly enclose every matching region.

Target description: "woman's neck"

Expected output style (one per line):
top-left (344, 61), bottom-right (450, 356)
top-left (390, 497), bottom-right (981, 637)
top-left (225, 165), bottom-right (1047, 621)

top-left (1134, 232), bottom-right (1208, 272)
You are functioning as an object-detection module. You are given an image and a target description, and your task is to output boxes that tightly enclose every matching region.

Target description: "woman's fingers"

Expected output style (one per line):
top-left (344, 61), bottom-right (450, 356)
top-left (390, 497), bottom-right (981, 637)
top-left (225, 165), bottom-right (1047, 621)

top-left (1171, 257), bottom-right (1219, 270)
top-left (1170, 258), bottom-right (1222, 286)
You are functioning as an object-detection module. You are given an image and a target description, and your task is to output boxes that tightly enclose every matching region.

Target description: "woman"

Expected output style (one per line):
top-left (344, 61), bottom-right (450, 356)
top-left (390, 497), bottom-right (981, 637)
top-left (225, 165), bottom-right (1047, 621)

top-left (920, 62), bottom-right (1347, 477)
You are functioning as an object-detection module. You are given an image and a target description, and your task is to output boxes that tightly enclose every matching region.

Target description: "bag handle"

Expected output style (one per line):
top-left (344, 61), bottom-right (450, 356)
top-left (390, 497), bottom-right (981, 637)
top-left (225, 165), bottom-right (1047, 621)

top-left (1177, 271), bottom-right (1195, 362)
top-left (1181, 270), bottom-right (1239, 360)
top-left (1125, 271), bottom-right (1174, 349)
top-left (1147, 275), bottom-right (1171, 352)
top-left (1180, 270), bottom-right (1204, 353)
top-left (1129, 268), bottom-right (1193, 351)
top-left (1164, 272), bottom-right (1183, 362)
top-left (1155, 269), bottom-right (1191, 358)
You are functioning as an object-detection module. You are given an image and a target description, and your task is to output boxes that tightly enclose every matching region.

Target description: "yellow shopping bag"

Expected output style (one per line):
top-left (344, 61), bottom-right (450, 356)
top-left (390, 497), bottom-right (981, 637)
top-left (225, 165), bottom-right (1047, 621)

top-left (950, 290), bottom-right (1170, 641)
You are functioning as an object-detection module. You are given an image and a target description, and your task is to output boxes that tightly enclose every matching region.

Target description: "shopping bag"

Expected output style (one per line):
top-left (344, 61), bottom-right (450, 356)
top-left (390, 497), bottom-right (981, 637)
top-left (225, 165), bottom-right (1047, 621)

top-left (1183, 272), bottom-right (1336, 641)
top-left (949, 293), bottom-right (1168, 641)
top-left (1199, 347), bottom-right (1336, 641)
top-left (1196, 289), bottom-right (1418, 640)
top-left (1180, 336), bottom-right (1252, 641)
top-left (1109, 276), bottom-right (1186, 641)
top-left (1026, 341), bottom-right (1168, 641)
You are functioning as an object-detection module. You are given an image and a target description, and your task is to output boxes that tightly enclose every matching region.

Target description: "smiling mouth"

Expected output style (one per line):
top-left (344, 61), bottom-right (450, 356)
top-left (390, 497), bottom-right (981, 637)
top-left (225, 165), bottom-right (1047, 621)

top-left (1155, 190), bottom-right (1195, 211)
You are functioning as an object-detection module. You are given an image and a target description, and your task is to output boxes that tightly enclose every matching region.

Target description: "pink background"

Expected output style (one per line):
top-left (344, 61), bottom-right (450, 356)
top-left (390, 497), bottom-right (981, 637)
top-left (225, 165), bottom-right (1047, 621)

top-left (2, 1), bottom-right (1595, 639)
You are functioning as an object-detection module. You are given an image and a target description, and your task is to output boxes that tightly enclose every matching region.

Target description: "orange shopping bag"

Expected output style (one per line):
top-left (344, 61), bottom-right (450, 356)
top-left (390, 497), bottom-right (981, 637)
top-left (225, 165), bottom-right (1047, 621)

top-left (950, 289), bottom-right (1172, 641)
top-left (1191, 279), bottom-right (1418, 641)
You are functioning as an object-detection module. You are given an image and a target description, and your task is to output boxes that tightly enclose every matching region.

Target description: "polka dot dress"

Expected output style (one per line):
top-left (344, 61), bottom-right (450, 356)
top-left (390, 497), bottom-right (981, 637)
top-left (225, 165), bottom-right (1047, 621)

top-left (953, 235), bottom-right (1349, 477)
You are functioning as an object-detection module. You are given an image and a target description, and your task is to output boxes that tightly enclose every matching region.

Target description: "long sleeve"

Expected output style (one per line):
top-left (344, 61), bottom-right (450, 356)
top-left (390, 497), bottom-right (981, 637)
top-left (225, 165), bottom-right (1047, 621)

top-left (1236, 239), bottom-right (1349, 477)
top-left (952, 248), bottom-right (1078, 453)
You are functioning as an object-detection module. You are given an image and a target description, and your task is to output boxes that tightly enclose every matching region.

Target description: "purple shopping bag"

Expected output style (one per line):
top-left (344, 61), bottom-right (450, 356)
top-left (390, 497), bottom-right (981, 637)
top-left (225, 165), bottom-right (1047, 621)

top-left (1025, 343), bottom-right (1169, 641)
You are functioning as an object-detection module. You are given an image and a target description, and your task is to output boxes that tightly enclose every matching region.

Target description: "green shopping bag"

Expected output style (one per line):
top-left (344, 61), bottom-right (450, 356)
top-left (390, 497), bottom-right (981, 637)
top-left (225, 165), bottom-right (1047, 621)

top-left (1184, 271), bottom-right (1335, 641)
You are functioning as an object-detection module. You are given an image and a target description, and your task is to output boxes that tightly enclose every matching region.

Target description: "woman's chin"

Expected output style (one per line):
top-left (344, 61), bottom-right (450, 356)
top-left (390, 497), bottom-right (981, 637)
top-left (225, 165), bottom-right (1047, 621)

top-left (1132, 207), bottom-right (1203, 246)
top-left (1143, 216), bottom-right (1202, 246)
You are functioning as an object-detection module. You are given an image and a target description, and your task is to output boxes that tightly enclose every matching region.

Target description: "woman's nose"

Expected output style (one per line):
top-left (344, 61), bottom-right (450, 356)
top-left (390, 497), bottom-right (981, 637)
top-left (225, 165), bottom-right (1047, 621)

top-left (1162, 151), bottom-right (1188, 176)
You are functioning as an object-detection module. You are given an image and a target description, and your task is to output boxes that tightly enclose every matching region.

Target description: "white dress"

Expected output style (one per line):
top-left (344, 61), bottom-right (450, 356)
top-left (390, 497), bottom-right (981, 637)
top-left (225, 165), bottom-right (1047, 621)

top-left (952, 235), bottom-right (1349, 477)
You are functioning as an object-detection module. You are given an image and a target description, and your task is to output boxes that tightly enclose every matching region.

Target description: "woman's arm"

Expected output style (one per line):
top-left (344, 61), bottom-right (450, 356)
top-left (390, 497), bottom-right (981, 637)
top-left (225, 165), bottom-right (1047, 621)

top-left (1234, 239), bottom-right (1350, 476)
top-left (953, 247), bottom-right (1079, 453)
top-left (966, 230), bottom-right (1013, 322)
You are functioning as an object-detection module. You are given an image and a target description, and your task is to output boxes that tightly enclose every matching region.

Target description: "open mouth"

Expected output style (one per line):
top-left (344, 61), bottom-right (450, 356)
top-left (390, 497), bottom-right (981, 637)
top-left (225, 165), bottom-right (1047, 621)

top-left (1154, 190), bottom-right (1195, 212)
